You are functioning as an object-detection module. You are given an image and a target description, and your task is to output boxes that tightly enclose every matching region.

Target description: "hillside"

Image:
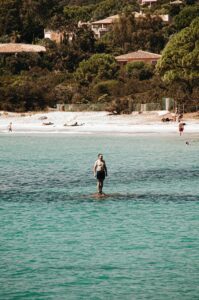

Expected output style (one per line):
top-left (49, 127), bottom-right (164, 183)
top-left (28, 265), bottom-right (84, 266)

top-left (0, 0), bottom-right (198, 112)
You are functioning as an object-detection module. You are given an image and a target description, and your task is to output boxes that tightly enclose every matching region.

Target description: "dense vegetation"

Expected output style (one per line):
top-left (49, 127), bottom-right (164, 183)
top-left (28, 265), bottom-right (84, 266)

top-left (0, 0), bottom-right (198, 112)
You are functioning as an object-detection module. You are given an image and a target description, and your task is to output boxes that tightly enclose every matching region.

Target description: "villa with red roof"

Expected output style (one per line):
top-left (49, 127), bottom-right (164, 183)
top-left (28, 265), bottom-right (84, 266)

top-left (115, 50), bottom-right (161, 65)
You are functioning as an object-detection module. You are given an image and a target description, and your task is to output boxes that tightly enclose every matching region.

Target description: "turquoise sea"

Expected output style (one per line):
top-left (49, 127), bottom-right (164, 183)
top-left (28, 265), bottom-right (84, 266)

top-left (0, 134), bottom-right (199, 299)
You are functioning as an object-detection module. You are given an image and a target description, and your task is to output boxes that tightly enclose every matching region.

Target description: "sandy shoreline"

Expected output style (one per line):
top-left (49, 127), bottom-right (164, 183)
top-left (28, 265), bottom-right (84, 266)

top-left (0, 111), bottom-right (199, 135)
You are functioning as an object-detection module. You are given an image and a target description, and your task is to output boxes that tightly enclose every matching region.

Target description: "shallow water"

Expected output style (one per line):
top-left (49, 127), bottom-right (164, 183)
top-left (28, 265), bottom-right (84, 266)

top-left (0, 134), bottom-right (199, 299)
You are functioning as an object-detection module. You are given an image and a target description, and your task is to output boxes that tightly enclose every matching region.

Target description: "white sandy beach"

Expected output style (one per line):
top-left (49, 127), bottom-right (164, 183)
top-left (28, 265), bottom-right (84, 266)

top-left (0, 111), bottom-right (199, 134)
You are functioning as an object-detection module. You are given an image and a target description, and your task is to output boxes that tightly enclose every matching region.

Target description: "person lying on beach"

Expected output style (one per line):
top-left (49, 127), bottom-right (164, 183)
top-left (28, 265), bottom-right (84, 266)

top-left (42, 122), bottom-right (54, 125)
top-left (64, 122), bottom-right (84, 127)
top-left (93, 153), bottom-right (108, 194)
top-left (38, 116), bottom-right (48, 120)
top-left (162, 117), bottom-right (172, 122)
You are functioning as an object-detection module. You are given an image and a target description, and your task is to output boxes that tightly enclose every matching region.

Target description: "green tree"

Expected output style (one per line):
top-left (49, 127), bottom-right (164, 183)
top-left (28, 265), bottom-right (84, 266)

top-left (92, 79), bottom-right (120, 96)
top-left (125, 61), bottom-right (154, 80)
top-left (75, 53), bottom-right (119, 85)
top-left (108, 14), bottom-right (167, 54)
top-left (0, 0), bottom-right (58, 43)
top-left (112, 13), bottom-right (135, 51)
top-left (93, 0), bottom-right (138, 20)
top-left (157, 17), bottom-right (199, 82)
top-left (1, 53), bottom-right (42, 75)
top-left (0, 70), bottom-right (65, 111)
top-left (20, 0), bottom-right (44, 42)
top-left (63, 5), bottom-right (94, 24)
top-left (72, 27), bottom-right (96, 53)
top-left (174, 5), bottom-right (199, 31)
top-left (0, 0), bottom-right (21, 37)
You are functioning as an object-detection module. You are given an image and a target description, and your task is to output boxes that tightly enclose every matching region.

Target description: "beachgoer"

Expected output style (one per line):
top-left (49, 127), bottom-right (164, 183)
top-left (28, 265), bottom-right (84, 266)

top-left (179, 121), bottom-right (185, 136)
top-left (42, 122), bottom-right (54, 125)
top-left (64, 122), bottom-right (84, 127)
top-left (93, 154), bottom-right (108, 194)
top-left (8, 122), bottom-right (12, 132)
top-left (71, 122), bottom-right (78, 126)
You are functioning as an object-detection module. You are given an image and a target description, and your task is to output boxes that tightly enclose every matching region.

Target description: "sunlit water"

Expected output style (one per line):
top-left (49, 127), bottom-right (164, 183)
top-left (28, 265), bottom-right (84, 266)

top-left (0, 134), bottom-right (199, 299)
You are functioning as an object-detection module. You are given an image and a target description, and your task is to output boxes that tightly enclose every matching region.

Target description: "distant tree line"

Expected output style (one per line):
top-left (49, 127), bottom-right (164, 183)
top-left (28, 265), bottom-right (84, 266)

top-left (0, 0), bottom-right (198, 112)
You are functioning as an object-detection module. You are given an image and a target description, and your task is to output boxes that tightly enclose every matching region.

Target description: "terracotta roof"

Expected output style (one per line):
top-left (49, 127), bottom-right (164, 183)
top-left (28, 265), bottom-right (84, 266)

top-left (0, 43), bottom-right (46, 53)
top-left (115, 50), bottom-right (161, 61)
top-left (91, 15), bottom-right (120, 25)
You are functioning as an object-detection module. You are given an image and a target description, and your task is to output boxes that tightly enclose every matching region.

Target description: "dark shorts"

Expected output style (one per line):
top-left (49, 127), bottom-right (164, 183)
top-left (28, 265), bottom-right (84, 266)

top-left (96, 171), bottom-right (105, 181)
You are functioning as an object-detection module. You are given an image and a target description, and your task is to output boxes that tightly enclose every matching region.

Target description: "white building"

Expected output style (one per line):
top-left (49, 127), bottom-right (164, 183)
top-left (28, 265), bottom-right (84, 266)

top-left (44, 29), bottom-right (73, 43)
top-left (90, 12), bottom-right (170, 39)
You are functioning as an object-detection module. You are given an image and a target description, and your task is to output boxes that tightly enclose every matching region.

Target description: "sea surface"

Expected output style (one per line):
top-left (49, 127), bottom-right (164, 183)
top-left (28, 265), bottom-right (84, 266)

top-left (0, 134), bottom-right (199, 300)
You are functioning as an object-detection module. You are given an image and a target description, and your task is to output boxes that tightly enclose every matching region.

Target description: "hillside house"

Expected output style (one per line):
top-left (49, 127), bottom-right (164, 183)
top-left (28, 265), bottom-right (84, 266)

top-left (44, 29), bottom-right (63, 43)
top-left (45, 11), bottom-right (170, 43)
top-left (115, 50), bottom-right (161, 65)
top-left (91, 15), bottom-right (120, 39)
top-left (90, 12), bottom-right (170, 38)
top-left (44, 29), bottom-right (74, 43)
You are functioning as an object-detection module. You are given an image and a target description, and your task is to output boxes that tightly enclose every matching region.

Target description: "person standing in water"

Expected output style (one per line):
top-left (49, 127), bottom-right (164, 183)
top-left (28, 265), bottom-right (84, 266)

top-left (179, 121), bottom-right (185, 136)
top-left (93, 154), bottom-right (108, 194)
top-left (8, 122), bottom-right (12, 132)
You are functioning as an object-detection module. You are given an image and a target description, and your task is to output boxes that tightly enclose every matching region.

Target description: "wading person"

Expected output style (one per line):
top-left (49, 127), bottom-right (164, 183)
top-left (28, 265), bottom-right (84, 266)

top-left (8, 122), bottom-right (12, 132)
top-left (93, 154), bottom-right (108, 194)
top-left (179, 121), bottom-right (185, 136)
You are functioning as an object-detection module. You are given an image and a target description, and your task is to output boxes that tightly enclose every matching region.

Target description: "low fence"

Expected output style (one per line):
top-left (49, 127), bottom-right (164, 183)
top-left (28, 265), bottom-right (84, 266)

top-left (56, 103), bottom-right (107, 111)
top-left (56, 101), bottom-right (199, 113)
top-left (57, 102), bottom-right (164, 112)
top-left (177, 104), bottom-right (199, 113)
top-left (185, 105), bottom-right (199, 113)
top-left (132, 103), bottom-right (161, 112)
